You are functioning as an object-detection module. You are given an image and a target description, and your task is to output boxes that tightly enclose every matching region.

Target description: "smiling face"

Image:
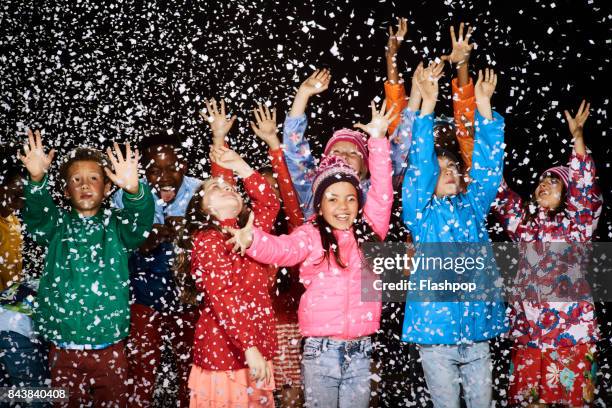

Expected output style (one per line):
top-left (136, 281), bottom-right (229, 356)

top-left (328, 141), bottom-right (366, 180)
top-left (435, 156), bottom-right (461, 197)
top-left (64, 160), bottom-right (111, 217)
top-left (143, 145), bottom-right (187, 204)
top-left (319, 181), bottom-right (359, 230)
top-left (200, 177), bottom-right (244, 221)
top-left (535, 176), bottom-right (564, 210)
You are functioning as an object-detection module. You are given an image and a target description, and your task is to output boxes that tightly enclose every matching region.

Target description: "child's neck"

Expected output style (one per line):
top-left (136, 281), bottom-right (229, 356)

top-left (74, 206), bottom-right (102, 218)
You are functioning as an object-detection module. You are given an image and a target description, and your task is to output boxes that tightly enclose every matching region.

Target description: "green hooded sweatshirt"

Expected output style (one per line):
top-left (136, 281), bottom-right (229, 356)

top-left (23, 176), bottom-right (154, 345)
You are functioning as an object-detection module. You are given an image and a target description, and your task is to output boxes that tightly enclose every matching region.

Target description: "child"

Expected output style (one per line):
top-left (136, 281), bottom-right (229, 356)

top-left (493, 101), bottom-right (602, 406)
top-left (184, 144), bottom-right (280, 407)
top-left (112, 128), bottom-right (202, 407)
top-left (19, 130), bottom-right (154, 407)
top-left (0, 147), bottom-right (48, 398)
top-left (283, 69), bottom-right (376, 219)
top-left (401, 66), bottom-right (507, 407)
top-left (225, 100), bottom-right (395, 408)
top-left (251, 103), bottom-right (305, 407)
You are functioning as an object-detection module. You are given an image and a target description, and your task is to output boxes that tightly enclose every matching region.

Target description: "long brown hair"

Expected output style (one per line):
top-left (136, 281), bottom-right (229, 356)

top-left (173, 179), bottom-right (251, 304)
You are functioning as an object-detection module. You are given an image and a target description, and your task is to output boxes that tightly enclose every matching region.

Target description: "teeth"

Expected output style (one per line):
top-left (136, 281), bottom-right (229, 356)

top-left (160, 186), bottom-right (174, 191)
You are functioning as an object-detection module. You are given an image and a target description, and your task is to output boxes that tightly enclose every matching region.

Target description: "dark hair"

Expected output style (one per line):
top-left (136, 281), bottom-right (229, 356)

top-left (521, 174), bottom-right (568, 225)
top-left (173, 181), bottom-right (251, 303)
top-left (434, 147), bottom-right (460, 166)
top-left (140, 128), bottom-right (184, 153)
top-left (58, 147), bottom-right (110, 185)
top-left (313, 209), bottom-right (380, 269)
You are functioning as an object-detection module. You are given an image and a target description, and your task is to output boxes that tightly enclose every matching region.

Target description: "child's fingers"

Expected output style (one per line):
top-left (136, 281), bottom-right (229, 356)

top-left (250, 121), bottom-right (259, 135)
top-left (353, 123), bottom-right (367, 133)
top-left (449, 25), bottom-right (457, 45)
top-left (34, 129), bottom-right (43, 151)
top-left (253, 107), bottom-right (263, 124)
top-left (458, 22), bottom-right (464, 42)
top-left (388, 26), bottom-right (394, 38)
top-left (211, 98), bottom-right (218, 115)
top-left (577, 99), bottom-right (586, 115)
top-left (125, 142), bottom-right (132, 161)
top-left (228, 114), bottom-right (237, 128)
top-left (113, 141), bottom-right (125, 162)
top-left (23, 142), bottom-right (31, 156)
top-left (106, 147), bottom-right (119, 168)
top-left (104, 167), bottom-right (118, 185)
top-left (465, 25), bottom-right (473, 42)
top-left (272, 108), bottom-right (277, 123)
top-left (28, 129), bottom-right (36, 151)
top-left (492, 73), bottom-right (498, 88)
top-left (477, 70), bottom-right (483, 84)
top-left (379, 99), bottom-right (387, 116)
top-left (563, 110), bottom-right (573, 124)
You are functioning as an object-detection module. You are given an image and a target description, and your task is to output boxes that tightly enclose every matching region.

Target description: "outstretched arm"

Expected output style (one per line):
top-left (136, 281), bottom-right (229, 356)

top-left (564, 101), bottom-right (603, 239)
top-left (19, 129), bottom-right (60, 246)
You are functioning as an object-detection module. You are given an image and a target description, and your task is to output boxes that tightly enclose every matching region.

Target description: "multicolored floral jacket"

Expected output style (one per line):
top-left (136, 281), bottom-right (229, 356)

top-left (493, 149), bottom-right (603, 349)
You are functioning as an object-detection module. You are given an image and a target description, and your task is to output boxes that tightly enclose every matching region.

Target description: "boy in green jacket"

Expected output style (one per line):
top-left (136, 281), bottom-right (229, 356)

top-left (19, 129), bottom-right (154, 407)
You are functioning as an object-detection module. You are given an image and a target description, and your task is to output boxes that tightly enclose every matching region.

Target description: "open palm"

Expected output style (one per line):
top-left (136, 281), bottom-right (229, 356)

top-left (18, 129), bottom-right (56, 182)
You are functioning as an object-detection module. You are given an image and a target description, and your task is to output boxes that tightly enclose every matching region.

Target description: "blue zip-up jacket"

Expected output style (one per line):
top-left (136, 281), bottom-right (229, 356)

top-left (401, 110), bottom-right (508, 344)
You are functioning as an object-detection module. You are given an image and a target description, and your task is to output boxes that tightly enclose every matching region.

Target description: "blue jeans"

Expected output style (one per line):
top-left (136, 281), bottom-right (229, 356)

top-left (418, 341), bottom-right (492, 408)
top-left (0, 331), bottom-right (49, 408)
top-left (301, 336), bottom-right (372, 408)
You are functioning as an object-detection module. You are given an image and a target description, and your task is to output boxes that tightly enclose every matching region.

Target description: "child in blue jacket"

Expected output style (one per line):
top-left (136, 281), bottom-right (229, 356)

top-left (401, 65), bottom-right (507, 408)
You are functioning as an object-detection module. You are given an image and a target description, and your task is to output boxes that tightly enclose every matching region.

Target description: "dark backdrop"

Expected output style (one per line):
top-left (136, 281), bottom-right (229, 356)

top-left (1, 0), bottom-right (611, 406)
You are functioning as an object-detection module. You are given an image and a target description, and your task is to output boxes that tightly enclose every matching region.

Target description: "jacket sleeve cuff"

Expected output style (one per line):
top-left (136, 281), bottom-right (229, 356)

top-left (26, 174), bottom-right (49, 194)
top-left (452, 77), bottom-right (475, 100)
top-left (123, 182), bottom-right (146, 201)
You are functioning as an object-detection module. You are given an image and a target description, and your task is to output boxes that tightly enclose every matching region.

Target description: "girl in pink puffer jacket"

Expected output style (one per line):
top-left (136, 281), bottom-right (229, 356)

top-left (226, 100), bottom-right (395, 408)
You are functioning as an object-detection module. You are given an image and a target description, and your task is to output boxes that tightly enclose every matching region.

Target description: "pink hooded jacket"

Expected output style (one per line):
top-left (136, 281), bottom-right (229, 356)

top-left (246, 137), bottom-right (393, 339)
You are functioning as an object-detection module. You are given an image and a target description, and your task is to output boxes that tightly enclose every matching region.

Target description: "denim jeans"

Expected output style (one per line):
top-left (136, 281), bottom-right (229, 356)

top-left (0, 331), bottom-right (49, 408)
top-left (418, 341), bottom-right (492, 408)
top-left (301, 336), bottom-right (372, 408)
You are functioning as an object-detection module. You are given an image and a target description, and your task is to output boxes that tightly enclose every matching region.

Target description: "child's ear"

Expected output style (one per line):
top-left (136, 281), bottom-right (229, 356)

top-left (64, 186), bottom-right (71, 199)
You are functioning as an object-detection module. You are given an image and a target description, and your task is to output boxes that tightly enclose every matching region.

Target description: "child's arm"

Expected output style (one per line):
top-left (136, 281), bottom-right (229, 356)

top-left (401, 62), bottom-right (445, 236)
top-left (491, 180), bottom-right (525, 240)
top-left (384, 17), bottom-right (410, 136)
top-left (210, 146), bottom-right (280, 234)
top-left (251, 104), bottom-right (304, 231)
top-left (200, 97), bottom-right (236, 182)
top-left (105, 142), bottom-right (155, 249)
top-left (354, 100), bottom-right (397, 239)
top-left (19, 129), bottom-right (60, 245)
top-left (564, 101), bottom-right (603, 238)
top-left (388, 63), bottom-right (422, 185)
top-left (226, 218), bottom-right (313, 267)
top-left (442, 23), bottom-right (477, 170)
top-left (465, 69), bottom-right (505, 215)
top-left (283, 69), bottom-right (331, 219)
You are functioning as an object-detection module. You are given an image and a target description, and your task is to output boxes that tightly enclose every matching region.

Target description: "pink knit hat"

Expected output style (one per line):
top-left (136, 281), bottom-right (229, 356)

top-left (312, 155), bottom-right (363, 210)
top-left (323, 129), bottom-right (369, 169)
top-left (540, 166), bottom-right (570, 188)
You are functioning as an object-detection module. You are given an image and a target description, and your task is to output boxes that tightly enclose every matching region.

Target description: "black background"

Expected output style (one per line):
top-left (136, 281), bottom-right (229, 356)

top-left (1, 0), bottom-right (611, 406)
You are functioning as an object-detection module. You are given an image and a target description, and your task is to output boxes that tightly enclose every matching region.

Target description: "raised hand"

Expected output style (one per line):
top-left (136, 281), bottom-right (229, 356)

top-left (18, 129), bottom-right (56, 182)
top-left (209, 146), bottom-right (253, 178)
top-left (564, 100), bottom-right (590, 155)
top-left (441, 23), bottom-right (474, 65)
top-left (297, 69), bottom-right (331, 98)
top-left (105, 142), bottom-right (140, 194)
top-left (250, 103), bottom-right (280, 150)
top-left (386, 17), bottom-right (408, 59)
top-left (289, 69), bottom-right (332, 117)
top-left (354, 99), bottom-right (398, 139)
top-left (200, 98), bottom-right (237, 146)
top-left (564, 100), bottom-right (590, 138)
top-left (414, 61), bottom-right (444, 103)
top-left (474, 68), bottom-right (497, 120)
